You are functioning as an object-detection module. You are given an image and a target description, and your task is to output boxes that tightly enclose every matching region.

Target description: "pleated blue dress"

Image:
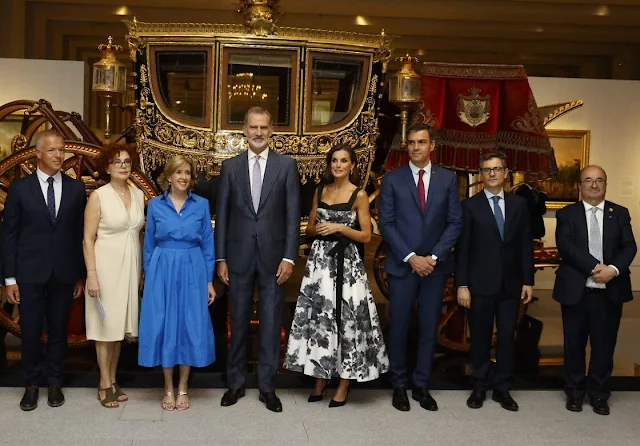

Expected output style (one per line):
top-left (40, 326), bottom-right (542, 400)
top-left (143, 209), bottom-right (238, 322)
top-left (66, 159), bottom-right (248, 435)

top-left (138, 191), bottom-right (215, 368)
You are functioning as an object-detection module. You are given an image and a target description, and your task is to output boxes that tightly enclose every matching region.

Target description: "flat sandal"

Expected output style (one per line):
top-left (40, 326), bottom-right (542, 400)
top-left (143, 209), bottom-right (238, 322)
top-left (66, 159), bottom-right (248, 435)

top-left (112, 383), bottom-right (128, 402)
top-left (98, 387), bottom-right (119, 409)
top-left (176, 390), bottom-right (190, 411)
top-left (162, 390), bottom-right (176, 411)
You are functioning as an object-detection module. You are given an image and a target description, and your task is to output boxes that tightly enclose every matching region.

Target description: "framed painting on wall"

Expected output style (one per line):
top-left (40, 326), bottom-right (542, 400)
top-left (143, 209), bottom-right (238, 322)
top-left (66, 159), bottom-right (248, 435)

top-left (514, 129), bottom-right (590, 210)
top-left (0, 116), bottom-right (24, 161)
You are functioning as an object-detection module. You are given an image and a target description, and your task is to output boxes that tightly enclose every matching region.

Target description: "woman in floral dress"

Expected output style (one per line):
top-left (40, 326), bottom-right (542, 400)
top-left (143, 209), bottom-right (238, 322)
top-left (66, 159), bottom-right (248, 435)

top-left (284, 143), bottom-right (388, 407)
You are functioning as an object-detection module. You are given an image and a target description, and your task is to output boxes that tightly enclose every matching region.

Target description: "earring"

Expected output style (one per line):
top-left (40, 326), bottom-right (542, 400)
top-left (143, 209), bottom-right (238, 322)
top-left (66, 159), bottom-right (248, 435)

top-left (350, 168), bottom-right (354, 175)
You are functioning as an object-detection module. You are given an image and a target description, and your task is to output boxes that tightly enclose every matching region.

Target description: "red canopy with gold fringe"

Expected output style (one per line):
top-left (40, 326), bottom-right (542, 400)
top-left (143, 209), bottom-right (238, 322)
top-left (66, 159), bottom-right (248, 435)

top-left (385, 62), bottom-right (557, 175)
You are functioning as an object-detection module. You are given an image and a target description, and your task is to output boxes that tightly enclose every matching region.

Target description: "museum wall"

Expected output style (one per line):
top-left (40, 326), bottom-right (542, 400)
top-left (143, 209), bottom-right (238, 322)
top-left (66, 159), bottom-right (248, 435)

top-left (529, 76), bottom-right (640, 290)
top-left (0, 58), bottom-right (85, 115)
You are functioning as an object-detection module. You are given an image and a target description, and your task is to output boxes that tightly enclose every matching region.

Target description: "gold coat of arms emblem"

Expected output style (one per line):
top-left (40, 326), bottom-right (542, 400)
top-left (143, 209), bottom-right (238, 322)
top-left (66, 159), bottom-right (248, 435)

top-left (457, 87), bottom-right (491, 127)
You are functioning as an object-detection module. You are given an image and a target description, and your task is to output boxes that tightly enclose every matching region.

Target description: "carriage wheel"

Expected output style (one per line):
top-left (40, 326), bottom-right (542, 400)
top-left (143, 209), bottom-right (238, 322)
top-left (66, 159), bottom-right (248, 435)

top-left (0, 142), bottom-right (158, 348)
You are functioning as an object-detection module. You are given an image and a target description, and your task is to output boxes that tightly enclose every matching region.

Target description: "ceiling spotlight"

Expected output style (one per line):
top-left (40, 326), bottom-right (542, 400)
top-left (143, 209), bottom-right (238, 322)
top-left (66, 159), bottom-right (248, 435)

top-left (175, 100), bottom-right (182, 105)
top-left (416, 49), bottom-right (425, 56)
top-left (114, 6), bottom-right (131, 16)
top-left (534, 26), bottom-right (544, 33)
top-left (593, 5), bottom-right (610, 16)
top-left (355, 16), bottom-right (370, 26)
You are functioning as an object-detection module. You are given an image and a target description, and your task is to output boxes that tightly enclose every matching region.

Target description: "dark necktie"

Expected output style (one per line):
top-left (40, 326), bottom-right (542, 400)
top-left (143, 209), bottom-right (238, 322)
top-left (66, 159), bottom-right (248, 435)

top-left (417, 169), bottom-right (426, 213)
top-left (491, 195), bottom-right (504, 240)
top-left (47, 176), bottom-right (56, 220)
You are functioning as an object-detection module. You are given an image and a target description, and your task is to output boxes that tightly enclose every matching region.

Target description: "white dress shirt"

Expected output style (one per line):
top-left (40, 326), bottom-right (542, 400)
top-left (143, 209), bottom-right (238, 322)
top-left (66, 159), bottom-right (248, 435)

top-left (403, 162), bottom-right (431, 263)
top-left (583, 200), bottom-right (618, 288)
top-left (248, 148), bottom-right (268, 191)
top-left (217, 149), bottom-right (294, 265)
top-left (483, 188), bottom-right (505, 220)
top-left (5, 169), bottom-right (63, 286)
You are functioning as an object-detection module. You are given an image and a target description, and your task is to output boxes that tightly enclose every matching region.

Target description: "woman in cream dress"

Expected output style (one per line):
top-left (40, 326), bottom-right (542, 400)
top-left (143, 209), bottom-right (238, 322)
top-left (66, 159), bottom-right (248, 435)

top-left (84, 144), bottom-right (145, 408)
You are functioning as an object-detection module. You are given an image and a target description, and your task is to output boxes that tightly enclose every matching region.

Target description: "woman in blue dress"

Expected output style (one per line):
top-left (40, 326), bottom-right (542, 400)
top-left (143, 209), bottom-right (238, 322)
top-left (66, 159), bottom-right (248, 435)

top-left (138, 155), bottom-right (216, 411)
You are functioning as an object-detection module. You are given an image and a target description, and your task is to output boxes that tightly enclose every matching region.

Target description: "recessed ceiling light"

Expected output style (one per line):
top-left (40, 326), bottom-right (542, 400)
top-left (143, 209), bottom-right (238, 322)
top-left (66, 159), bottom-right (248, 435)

top-left (114, 6), bottom-right (130, 16)
top-left (175, 100), bottom-right (182, 105)
top-left (593, 5), bottom-right (610, 16)
top-left (534, 26), bottom-right (544, 33)
top-left (416, 49), bottom-right (425, 56)
top-left (355, 16), bottom-right (370, 26)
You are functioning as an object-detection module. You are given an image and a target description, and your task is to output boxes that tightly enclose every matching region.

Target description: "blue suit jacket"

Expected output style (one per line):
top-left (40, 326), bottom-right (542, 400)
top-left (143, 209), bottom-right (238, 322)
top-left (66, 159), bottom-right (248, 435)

top-left (379, 164), bottom-right (463, 277)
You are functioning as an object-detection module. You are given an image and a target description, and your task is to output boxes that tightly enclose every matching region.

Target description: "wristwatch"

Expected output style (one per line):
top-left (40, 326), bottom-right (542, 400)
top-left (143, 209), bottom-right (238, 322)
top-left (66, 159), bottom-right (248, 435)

top-left (431, 254), bottom-right (438, 262)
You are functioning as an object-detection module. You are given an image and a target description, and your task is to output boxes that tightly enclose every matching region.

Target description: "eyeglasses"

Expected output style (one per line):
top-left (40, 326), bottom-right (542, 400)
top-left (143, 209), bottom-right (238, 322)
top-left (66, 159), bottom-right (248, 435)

top-left (580, 178), bottom-right (605, 186)
top-left (480, 167), bottom-right (505, 174)
top-left (112, 159), bottom-right (132, 168)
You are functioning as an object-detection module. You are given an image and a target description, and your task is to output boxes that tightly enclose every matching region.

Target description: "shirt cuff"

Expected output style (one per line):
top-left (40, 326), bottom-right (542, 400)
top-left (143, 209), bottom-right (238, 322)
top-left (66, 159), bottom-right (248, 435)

top-left (458, 285), bottom-right (468, 288)
top-left (283, 258), bottom-right (295, 265)
top-left (403, 252), bottom-right (416, 263)
top-left (215, 259), bottom-right (226, 262)
top-left (5, 278), bottom-right (16, 286)
top-left (609, 265), bottom-right (620, 276)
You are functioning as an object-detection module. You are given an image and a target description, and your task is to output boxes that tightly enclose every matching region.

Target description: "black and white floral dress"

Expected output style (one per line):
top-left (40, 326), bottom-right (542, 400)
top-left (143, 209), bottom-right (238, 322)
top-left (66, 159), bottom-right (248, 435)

top-left (284, 186), bottom-right (389, 382)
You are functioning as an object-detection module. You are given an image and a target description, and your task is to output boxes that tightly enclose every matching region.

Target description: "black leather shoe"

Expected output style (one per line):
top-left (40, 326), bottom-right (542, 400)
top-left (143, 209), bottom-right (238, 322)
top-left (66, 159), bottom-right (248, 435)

top-left (492, 391), bottom-right (519, 411)
top-left (47, 386), bottom-right (65, 408)
top-left (20, 386), bottom-right (39, 411)
top-left (466, 389), bottom-right (486, 409)
top-left (589, 398), bottom-right (610, 416)
top-left (259, 391), bottom-right (283, 412)
top-left (413, 387), bottom-right (438, 411)
top-left (392, 388), bottom-right (410, 411)
top-left (565, 396), bottom-right (583, 412)
top-left (220, 388), bottom-right (245, 407)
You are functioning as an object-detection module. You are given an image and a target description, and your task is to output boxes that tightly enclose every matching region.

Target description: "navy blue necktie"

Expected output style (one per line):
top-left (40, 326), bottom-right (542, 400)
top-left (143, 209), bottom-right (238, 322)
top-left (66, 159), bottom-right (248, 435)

top-left (491, 195), bottom-right (504, 240)
top-left (47, 176), bottom-right (56, 220)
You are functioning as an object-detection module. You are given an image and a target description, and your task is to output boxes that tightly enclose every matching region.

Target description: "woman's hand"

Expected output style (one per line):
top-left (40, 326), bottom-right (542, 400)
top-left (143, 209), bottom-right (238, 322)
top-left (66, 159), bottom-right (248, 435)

top-left (316, 222), bottom-right (343, 236)
top-left (86, 271), bottom-right (100, 298)
top-left (207, 282), bottom-right (216, 306)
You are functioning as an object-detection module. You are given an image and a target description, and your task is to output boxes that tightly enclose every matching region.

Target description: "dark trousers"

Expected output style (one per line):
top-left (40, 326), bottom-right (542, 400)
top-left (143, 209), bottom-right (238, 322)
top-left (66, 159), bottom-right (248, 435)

top-left (469, 293), bottom-right (520, 392)
top-left (561, 288), bottom-right (623, 401)
top-left (227, 256), bottom-right (283, 392)
top-left (19, 279), bottom-right (74, 386)
top-left (388, 273), bottom-right (447, 389)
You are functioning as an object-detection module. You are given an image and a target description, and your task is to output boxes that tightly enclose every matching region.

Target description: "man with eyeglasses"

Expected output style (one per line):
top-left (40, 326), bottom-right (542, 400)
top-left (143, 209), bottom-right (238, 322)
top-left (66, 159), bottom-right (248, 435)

top-left (2, 129), bottom-right (86, 411)
top-left (456, 152), bottom-right (534, 411)
top-left (553, 165), bottom-right (636, 415)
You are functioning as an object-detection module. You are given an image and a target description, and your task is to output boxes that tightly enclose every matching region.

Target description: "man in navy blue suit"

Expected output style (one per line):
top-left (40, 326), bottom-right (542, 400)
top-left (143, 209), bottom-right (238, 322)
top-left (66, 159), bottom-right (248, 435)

top-left (379, 122), bottom-right (463, 412)
top-left (2, 130), bottom-right (86, 411)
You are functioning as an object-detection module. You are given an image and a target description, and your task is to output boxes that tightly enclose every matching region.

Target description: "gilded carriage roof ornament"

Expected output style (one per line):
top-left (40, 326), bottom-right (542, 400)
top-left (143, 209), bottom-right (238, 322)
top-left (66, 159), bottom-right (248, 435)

top-left (457, 87), bottom-right (491, 128)
top-left (238, 0), bottom-right (281, 36)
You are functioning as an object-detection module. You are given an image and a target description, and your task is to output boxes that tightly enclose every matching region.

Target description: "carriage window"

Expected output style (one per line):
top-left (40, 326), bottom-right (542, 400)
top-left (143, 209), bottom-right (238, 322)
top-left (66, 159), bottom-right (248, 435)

top-left (151, 48), bottom-right (212, 128)
top-left (306, 52), bottom-right (370, 132)
top-left (221, 47), bottom-right (299, 132)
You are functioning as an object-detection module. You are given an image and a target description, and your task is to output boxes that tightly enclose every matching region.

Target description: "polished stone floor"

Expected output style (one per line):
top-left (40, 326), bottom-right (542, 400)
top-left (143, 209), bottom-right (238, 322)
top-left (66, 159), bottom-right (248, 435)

top-left (1, 387), bottom-right (639, 445)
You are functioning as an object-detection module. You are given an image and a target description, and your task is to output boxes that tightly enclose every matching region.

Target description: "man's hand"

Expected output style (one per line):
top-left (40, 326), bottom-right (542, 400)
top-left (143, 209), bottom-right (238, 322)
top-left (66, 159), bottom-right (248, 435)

top-left (207, 282), bottom-right (216, 306)
top-left (316, 222), bottom-right (343, 236)
top-left (521, 285), bottom-right (533, 304)
top-left (408, 255), bottom-right (434, 276)
top-left (276, 260), bottom-right (294, 285)
top-left (6, 284), bottom-right (20, 305)
top-left (457, 287), bottom-right (471, 309)
top-left (592, 265), bottom-right (617, 284)
top-left (217, 261), bottom-right (229, 286)
top-left (73, 279), bottom-right (84, 299)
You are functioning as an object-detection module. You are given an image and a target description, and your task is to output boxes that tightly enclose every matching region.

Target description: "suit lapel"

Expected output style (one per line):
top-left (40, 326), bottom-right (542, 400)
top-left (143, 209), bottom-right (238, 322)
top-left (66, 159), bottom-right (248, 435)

top-left (602, 200), bottom-right (614, 258)
top-left (27, 172), bottom-right (54, 225)
top-left (55, 174), bottom-right (72, 224)
top-left (258, 152), bottom-right (279, 211)
top-left (576, 201), bottom-right (590, 249)
top-left (237, 152), bottom-right (255, 213)
top-left (423, 165), bottom-right (438, 216)
top-left (503, 193), bottom-right (515, 242)
top-left (402, 165), bottom-right (422, 213)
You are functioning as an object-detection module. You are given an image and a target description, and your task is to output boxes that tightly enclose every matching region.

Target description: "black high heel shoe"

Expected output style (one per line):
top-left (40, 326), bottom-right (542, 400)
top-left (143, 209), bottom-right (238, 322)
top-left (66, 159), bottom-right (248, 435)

top-left (328, 385), bottom-right (350, 408)
top-left (308, 385), bottom-right (328, 403)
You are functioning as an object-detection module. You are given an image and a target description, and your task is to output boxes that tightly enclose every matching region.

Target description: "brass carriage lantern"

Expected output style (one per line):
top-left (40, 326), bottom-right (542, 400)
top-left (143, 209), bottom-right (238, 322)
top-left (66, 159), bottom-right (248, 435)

top-left (388, 54), bottom-right (422, 147)
top-left (92, 36), bottom-right (127, 140)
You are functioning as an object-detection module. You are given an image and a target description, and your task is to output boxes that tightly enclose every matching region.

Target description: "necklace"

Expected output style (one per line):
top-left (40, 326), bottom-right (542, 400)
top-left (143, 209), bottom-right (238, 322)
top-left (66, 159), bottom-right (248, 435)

top-left (112, 184), bottom-right (128, 196)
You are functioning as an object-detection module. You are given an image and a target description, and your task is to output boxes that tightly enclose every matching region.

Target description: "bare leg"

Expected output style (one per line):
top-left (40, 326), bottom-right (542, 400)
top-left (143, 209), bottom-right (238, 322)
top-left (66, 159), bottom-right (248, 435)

top-left (176, 365), bottom-right (191, 410)
top-left (312, 378), bottom-right (328, 396)
top-left (332, 378), bottom-right (350, 402)
top-left (162, 367), bottom-right (175, 410)
top-left (96, 341), bottom-right (118, 407)
top-left (110, 342), bottom-right (127, 401)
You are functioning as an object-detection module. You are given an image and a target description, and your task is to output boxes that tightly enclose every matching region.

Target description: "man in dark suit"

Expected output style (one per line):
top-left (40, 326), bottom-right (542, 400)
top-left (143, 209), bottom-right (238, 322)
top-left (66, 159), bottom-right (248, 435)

top-left (216, 107), bottom-right (300, 413)
top-left (456, 152), bottom-right (534, 412)
top-left (553, 165), bottom-right (636, 416)
top-left (2, 129), bottom-right (86, 411)
top-left (515, 172), bottom-right (547, 239)
top-left (379, 122), bottom-right (463, 412)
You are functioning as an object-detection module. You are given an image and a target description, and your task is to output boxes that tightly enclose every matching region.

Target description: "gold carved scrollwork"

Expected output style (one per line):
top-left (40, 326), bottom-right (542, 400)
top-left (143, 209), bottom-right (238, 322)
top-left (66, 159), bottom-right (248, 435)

top-left (124, 17), bottom-right (143, 62)
top-left (135, 70), bottom-right (380, 186)
top-left (11, 134), bottom-right (28, 153)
